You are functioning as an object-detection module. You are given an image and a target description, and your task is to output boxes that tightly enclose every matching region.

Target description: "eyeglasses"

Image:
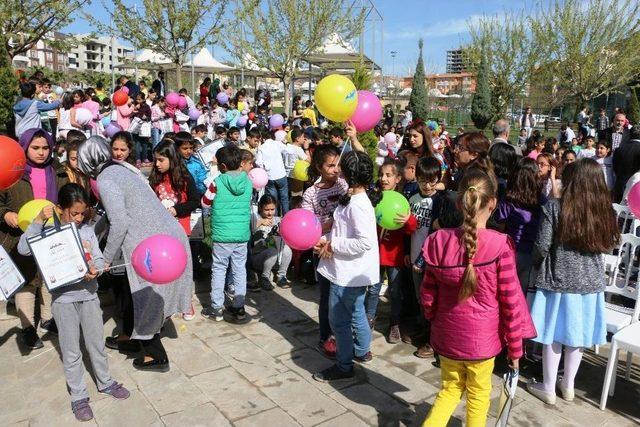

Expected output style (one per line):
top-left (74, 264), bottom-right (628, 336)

top-left (417, 178), bottom-right (439, 186)
top-left (453, 145), bottom-right (468, 153)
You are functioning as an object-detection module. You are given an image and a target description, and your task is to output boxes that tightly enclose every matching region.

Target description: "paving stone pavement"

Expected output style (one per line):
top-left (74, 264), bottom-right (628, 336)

top-left (1, 279), bottom-right (640, 426)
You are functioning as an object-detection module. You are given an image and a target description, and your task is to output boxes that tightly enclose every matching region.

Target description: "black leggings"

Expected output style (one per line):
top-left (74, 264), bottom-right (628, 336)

top-left (110, 273), bottom-right (134, 337)
top-left (140, 334), bottom-right (167, 360)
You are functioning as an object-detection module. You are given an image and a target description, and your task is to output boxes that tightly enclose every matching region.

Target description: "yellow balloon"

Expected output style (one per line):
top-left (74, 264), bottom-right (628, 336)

top-left (286, 130), bottom-right (293, 143)
top-left (18, 199), bottom-right (54, 232)
top-left (237, 101), bottom-right (245, 112)
top-left (292, 160), bottom-right (310, 182)
top-left (315, 74), bottom-right (358, 123)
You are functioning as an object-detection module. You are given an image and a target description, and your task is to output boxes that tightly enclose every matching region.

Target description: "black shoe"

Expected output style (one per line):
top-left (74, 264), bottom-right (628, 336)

top-left (201, 307), bottom-right (224, 322)
top-left (133, 357), bottom-right (170, 372)
top-left (39, 318), bottom-right (58, 335)
top-left (21, 326), bottom-right (44, 349)
top-left (259, 277), bottom-right (274, 291)
top-left (226, 306), bottom-right (248, 324)
top-left (247, 281), bottom-right (261, 293)
top-left (105, 336), bottom-right (141, 353)
top-left (276, 276), bottom-right (292, 289)
top-left (354, 351), bottom-right (373, 363)
top-left (312, 365), bottom-right (355, 382)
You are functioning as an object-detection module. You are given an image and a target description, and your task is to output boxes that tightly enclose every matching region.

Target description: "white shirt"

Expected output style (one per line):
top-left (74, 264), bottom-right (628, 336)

top-left (577, 147), bottom-right (596, 159)
top-left (317, 192), bottom-right (379, 287)
top-left (558, 127), bottom-right (576, 143)
top-left (256, 139), bottom-right (286, 180)
top-left (282, 144), bottom-right (306, 176)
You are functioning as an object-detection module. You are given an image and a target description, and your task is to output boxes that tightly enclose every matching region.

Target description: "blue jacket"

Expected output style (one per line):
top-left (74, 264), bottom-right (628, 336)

top-left (13, 98), bottom-right (60, 138)
top-left (184, 156), bottom-right (208, 195)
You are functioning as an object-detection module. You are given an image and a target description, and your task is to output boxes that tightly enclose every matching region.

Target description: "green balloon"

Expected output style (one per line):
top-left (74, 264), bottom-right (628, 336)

top-left (375, 190), bottom-right (410, 230)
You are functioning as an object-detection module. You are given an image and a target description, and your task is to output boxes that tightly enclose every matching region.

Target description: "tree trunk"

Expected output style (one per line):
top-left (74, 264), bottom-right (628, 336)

top-left (175, 63), bottom-right (183, 90)
top-left (283, 76), bottom-right (292, 116)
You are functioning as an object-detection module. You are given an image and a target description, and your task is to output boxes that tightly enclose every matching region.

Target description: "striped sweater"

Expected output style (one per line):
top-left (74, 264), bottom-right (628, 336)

top-left (420, 228), bottom-right (536, 360)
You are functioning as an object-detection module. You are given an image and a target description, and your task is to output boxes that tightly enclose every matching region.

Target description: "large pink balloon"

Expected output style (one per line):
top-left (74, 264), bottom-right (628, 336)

top-left (177, 96), bottom-right (188, 110)
top-left (280, 209), bottom-right (322, 250)
top-left (248, 168), bottom-right (268, 190)
top-left (349, 90), bottom-right (383, 132)
top-left (628, 182), bottom-right (640, 218)
top-left (75, 107), bottom-right (93, 125)
top-left (166, 92), bottom-right (180, 108)
top-left (131, 234), bottom-right (187, 284)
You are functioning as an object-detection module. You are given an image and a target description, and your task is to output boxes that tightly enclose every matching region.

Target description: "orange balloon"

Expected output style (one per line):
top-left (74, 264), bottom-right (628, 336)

top-left (112, 90), bottom-right (128, 107)
top-left (0, 136), bottom-right (26, 190)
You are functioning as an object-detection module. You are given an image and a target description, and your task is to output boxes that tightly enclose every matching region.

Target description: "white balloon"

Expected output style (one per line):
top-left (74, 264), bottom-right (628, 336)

top-left (54, 86), bottom-right (64, 96)
top-left (75, 108), bottom-right (93, 125)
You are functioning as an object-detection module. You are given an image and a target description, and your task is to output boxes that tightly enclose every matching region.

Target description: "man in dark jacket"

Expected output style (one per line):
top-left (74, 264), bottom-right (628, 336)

top-left (612, 125), bottom-right (640, 202)
top-left (152, 71), bottom-right (166, 97)
top-left (606, 113), bottom-right (630, 152)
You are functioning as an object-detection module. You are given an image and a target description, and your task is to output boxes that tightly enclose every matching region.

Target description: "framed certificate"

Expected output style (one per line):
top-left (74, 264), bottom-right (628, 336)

top-left (0, 246), bottom-right (25, 300)
top-left (27, 222), bottom-right (89, 291)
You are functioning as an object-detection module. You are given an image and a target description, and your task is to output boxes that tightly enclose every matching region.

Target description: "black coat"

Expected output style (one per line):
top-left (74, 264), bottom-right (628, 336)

top-left (612, 138), bottom-right (640, 202)
top-left (605, 127), bottom-right (630, 150)
top-left (152, 78), bottom-right (166, 97)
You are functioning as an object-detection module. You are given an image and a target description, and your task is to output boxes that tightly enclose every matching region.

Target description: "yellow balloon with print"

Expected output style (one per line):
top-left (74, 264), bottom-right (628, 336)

top-left (18, 199), bottom-right (54, 232)
top-left (315, 74), bottom-right (358, 122)
top-left (292, 160), bottom-right (310, 182)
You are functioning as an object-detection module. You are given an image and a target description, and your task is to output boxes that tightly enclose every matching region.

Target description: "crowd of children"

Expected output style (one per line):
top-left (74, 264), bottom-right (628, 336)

top-left (3, 72), bottom-right (637, 425)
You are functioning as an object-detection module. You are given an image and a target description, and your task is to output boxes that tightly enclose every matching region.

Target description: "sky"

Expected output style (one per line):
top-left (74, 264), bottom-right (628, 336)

top-left (64, 0), bottom-right (521, 77)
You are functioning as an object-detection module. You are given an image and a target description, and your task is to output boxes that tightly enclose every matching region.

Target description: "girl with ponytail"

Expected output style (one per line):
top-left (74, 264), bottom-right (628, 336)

top-left (419, 169), bottom-right (536, 427)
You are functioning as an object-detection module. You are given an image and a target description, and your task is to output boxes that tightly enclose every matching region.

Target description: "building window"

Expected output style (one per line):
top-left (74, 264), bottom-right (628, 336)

top-left (58, 64), bottom-right (64, 71)
top-left (46, 52), bottom-right (53, 61)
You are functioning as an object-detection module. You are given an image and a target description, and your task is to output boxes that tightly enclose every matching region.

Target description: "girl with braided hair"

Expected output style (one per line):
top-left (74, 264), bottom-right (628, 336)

top-left (419, 169), bottom-right (535, 427)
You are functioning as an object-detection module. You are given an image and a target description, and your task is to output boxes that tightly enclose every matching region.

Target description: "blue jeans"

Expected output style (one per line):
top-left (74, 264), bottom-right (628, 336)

top-left (317, 273), bottom-right (332, 342)
top-left (329, 283), bottom-right (371, 372)
top-left (265, 177), bottom-right (289, 215)
top-left (210, 242), bottom-right (247, 310)
top-left (151, 127), bottom-right (162, 148)
top-left (134, 135), bottom-right (152, 162)
top-left (365, 267), bottom-right (402, 325)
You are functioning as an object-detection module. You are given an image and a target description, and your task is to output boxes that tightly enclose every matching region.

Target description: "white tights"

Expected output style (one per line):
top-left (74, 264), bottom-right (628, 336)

top-left (542, 342), bottom-right (584, 392)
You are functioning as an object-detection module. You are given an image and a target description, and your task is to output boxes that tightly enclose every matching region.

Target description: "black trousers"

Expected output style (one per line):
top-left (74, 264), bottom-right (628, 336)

top-left (110, 273), bottom-right (134, 337)
top-left (140, 334), bottom-right (167, 360)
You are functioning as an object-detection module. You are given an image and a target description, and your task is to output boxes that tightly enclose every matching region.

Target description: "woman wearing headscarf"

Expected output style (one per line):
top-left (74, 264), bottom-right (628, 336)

top-left (0, 128), bottom-right (68, 349)
top-left (77, 136), bottom-right (192, 372)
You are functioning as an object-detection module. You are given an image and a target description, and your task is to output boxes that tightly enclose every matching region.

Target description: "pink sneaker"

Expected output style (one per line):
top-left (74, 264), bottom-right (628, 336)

top-left (182, 304), bottom-right (195, 321)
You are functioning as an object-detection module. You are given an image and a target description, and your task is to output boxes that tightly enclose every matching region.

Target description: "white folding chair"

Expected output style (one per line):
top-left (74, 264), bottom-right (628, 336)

top-left (600, 322), bottom-right (640, 410)
top-left (612, 203), bottom-right (640, 236)
top-left (599, 234), bottom-right (640, 410)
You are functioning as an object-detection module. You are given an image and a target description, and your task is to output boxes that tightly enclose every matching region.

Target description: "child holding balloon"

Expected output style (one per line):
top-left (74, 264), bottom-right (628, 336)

top-left (0, 129), bottom-right (69, 349)
top-left (367, 158), bottom-right (417, 343)
top-left (17, 184), bottom-right (130, 422)
top-left (312, 150), bottom-right (380, 382)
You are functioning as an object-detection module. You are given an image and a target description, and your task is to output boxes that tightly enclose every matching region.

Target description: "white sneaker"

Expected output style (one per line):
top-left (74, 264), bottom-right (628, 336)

top-left (182, 304), bottom-right (195, 321)
top-left (557, 379), bottom-right (574, 401)
top-left (527, 380), bottom-right (556, 405)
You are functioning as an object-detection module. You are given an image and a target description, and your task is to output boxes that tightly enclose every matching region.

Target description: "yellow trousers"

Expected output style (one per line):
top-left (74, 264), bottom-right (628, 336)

top-left (423, 356), bottom-right (495, 427)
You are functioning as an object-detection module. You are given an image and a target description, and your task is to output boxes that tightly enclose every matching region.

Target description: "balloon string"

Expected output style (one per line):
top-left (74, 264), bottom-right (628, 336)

top-left (96, 262), bottom-right (130, 273)
top-left (337, 136), bottom-right (351, 164)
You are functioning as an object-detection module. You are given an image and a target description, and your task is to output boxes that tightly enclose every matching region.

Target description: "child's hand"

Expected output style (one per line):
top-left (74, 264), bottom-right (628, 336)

top-left (412, 264), bottom-right (423, 274)
top-left (167, 207), bottom-right (177, 217)
top-left (84, 266), bottom-right (98, 281)
top-left (395, 213), bottom-right (410, 225)
top-left (3, 212), bottom-right (19, 228)
top-left (344, 120), bottom-right (357, 140)
top-left (37, 205), bottom-right (55, 223)
top-left (319, 240), bottom-right (333, 259)
top-left (313, 237), bottom-right (327, 253)
top-left (550, 165), bottom-right (557, 181)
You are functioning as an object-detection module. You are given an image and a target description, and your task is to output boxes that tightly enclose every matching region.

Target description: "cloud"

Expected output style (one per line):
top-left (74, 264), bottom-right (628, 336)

top-left (384, 14), bottom-right (490, 40)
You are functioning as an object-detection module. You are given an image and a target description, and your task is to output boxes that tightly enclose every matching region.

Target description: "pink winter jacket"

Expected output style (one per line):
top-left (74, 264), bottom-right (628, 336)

top-left (116, 103), bottom-right (134, 131)
top-left (420, 228), bottom-right (536, 361)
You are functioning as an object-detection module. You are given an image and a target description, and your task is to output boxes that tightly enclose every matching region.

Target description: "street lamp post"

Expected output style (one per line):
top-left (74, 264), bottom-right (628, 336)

top-left (390, 50), bottom-right (397, 109)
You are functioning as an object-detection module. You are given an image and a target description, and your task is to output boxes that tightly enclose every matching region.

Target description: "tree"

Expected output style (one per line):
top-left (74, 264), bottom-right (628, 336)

top-left (408, 39), bottom-right (428, 121)
top-left (532, 0), bottom-right (640, 106)
top-left (470, 51), bottom-right (493, 130)
top-left (228, 0), bottom-right (364, 115)
top-left (0, 0), bottom-right (88, 62)
top-left (91, 0), bottom-right (226, 88)
top-left (467, 11), bottom-right (537, 117)
top-left (629, 89), bottom-right (640, 126)
top-left (0, 41), bottom-right (18, 135)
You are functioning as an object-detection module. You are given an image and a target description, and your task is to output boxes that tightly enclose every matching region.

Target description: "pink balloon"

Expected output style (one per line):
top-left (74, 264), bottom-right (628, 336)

top-left (90, 179), bottom-right (100, 200)
top-left (166, 92), bottom-right (180, 108)
top-left (178, 96), bottom-right (187, 110)
top-left (248, 168), bottom-right (268, 190)
top-left (280, 209), bottom-right (322, 250)
top-left (75, 107), bottom-right (93, 125)
top-left (349, 90), bottom-right (383, 132)
top-left (384, 132), bottom-right (397, 145)
top-left (131, 234), bottom-right (187, 284)
top-left (121, 86), bottom-right (129, 95)
top-left (628, 182), bottom-right (640, 218)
